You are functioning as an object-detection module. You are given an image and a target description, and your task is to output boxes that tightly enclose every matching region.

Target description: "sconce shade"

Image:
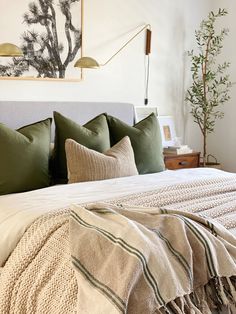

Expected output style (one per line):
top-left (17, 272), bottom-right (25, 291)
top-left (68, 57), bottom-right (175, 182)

top-left (0, 43), bottom-right (23, 57)
top-left (74, 57), bottom-right (100, 69)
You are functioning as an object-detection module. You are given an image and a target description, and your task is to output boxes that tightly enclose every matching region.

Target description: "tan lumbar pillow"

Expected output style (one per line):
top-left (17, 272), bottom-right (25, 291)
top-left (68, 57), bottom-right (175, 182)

top-left (65, 136), bottom-right (138, 183)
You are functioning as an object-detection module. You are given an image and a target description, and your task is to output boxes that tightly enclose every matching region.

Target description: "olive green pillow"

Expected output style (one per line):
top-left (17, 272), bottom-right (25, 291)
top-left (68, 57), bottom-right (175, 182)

top-left (0, 118), bottom-right (52, 195)
top-left (52, 112), bottom-right (110, 183)
top-left (107, 113), bottom-right (165, 174)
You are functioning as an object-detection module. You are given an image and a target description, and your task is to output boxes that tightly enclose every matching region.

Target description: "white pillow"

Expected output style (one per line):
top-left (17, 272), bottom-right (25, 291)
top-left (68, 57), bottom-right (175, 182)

top-left (65, 136), bottom-right (138, 183)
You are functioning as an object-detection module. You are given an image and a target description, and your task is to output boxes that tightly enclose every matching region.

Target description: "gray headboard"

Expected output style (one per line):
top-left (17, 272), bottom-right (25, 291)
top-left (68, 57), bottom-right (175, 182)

top-left (0, 101), bottom-right (135, 139)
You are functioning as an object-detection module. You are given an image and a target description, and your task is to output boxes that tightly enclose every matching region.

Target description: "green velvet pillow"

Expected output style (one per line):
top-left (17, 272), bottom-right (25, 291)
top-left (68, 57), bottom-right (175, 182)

top-left (52, 112), bottom-right (110, 183)
top-left (107, 113), bottom-right (165, 174)
top-left (0, 118), bottom-right (52, 195)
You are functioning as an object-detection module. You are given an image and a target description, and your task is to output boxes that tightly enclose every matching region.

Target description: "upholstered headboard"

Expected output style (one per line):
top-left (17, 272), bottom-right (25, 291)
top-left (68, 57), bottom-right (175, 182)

top-left (0, 101), bottom-right (135, 139)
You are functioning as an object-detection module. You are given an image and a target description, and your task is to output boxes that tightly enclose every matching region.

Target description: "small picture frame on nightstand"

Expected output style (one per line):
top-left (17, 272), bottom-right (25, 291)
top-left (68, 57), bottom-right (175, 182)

top-left (157, 115), bottom-right (176, 147)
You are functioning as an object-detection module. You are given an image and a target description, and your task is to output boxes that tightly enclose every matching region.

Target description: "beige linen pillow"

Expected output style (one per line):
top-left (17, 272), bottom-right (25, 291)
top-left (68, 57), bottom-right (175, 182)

top-left (65, 136), bottom-right (138, 183)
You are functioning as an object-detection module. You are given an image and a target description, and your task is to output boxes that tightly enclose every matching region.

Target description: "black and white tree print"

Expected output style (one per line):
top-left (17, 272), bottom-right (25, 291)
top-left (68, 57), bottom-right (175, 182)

top-left (0, 0), bottom-right (81, 78)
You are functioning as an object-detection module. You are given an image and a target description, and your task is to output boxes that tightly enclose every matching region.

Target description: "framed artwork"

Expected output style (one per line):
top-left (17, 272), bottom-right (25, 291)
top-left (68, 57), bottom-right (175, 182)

top-left (157, 115), bottom-right (177, 147)
top-left (0, 0), bottom-right (83, 81)
top-left (134, 106), bottom-right (158, 122)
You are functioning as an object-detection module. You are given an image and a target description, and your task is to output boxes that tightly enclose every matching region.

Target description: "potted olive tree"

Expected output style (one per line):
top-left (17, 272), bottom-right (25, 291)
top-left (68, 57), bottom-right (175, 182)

top-left (186, 8), bottom-right (231, 166)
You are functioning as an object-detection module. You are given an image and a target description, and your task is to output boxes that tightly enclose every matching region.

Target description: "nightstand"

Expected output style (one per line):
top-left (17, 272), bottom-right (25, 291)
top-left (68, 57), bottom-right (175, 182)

top-left (164, 152), bottom-right (200, 170)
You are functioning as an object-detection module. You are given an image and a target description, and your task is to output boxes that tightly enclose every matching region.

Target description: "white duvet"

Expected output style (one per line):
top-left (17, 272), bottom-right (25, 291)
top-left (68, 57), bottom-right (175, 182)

top-left (0, 168), bottom-right (235, 267)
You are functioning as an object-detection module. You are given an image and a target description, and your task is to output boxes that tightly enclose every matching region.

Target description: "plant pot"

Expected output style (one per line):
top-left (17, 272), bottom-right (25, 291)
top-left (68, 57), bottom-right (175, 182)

top-left (199, 162), bottom-right (221, 170)
top-left (199, 154), bottom-right (222, 169)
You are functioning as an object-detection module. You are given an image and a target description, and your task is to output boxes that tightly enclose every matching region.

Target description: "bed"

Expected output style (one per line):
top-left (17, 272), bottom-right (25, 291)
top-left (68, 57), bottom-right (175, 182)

top-left (0, 101), bottom-right (236, 314)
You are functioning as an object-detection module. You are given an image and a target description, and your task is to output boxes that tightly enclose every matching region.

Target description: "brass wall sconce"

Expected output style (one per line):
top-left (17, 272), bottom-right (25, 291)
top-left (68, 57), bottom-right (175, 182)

top-left (0, 43), bottom-right (23, 57)
top-left (74, 24), bottom-right (152, 105)
top-left (74, 24), bottom-right (151, 69)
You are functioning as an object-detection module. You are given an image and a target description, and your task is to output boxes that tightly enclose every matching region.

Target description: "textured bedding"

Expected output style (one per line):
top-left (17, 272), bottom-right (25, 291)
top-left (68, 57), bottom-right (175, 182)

top-left (0, 169), bottom-right (236, 313)
top-left (0, 168), bottom-right (234, 266)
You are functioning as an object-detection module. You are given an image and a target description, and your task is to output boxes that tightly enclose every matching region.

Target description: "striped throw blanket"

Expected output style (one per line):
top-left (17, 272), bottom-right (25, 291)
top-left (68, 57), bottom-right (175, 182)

top-left (70, 203), bottom-right (236, 314)
top-left (1, 176), bottom-right (236, 313)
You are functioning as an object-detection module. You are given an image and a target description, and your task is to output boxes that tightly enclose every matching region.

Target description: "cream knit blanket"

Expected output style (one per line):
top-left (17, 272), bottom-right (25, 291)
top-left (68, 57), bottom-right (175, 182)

top-left (0, 176), bottom-right (236, 313)
top-left (111, 176), bottom-right (236, 234)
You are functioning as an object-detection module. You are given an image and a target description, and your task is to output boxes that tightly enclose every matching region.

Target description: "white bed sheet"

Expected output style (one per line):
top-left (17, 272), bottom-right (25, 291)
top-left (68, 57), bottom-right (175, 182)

top-left (0, 168), bottom-right (234, 266)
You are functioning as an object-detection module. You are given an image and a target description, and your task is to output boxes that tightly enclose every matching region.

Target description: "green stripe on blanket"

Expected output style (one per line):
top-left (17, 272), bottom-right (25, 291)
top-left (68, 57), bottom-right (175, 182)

top-left (70, 203), bottom-right (236, 313)
top-left (71, 209), bottom-right (165, 306)
top-left (72, 255), bottom-right (126, 312)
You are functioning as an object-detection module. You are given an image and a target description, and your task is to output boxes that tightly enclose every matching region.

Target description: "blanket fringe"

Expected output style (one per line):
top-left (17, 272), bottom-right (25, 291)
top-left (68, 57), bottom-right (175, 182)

top-left (159, 276), bottom-right (236, 314)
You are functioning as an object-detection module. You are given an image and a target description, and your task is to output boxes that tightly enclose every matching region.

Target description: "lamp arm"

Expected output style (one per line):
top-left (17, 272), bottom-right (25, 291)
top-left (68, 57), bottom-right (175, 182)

top-left (101, 24), bottom-right (151, 66)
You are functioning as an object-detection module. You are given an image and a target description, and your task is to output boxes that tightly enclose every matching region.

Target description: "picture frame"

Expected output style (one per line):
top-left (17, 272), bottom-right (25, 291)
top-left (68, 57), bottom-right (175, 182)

top-left (157, 115), bottom-right (177, 147)
top-left (134, 106), bottom-right (158, 123)
top-left (0, 0), bottom-right (83, 81)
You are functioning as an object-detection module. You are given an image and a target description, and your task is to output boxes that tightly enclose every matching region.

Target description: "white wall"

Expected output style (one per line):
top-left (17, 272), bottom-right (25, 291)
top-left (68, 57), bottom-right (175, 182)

top-left (185, 1), bottom-right (236, 172)
top-left (204, 0), bottom-right (236, 172)
top-left (0, 0), bottom-right (214, 159)
top-left (0, 0), bottom-right (212, 103)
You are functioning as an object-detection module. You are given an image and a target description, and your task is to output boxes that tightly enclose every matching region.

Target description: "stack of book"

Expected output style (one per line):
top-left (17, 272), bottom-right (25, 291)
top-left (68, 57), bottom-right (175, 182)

top-left (163, 145), bottom-right (193, 155)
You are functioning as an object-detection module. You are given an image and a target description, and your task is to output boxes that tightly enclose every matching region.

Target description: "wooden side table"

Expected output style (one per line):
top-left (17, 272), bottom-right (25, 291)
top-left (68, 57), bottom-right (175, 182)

top-left (164, 152), bottom-right (200, 170)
